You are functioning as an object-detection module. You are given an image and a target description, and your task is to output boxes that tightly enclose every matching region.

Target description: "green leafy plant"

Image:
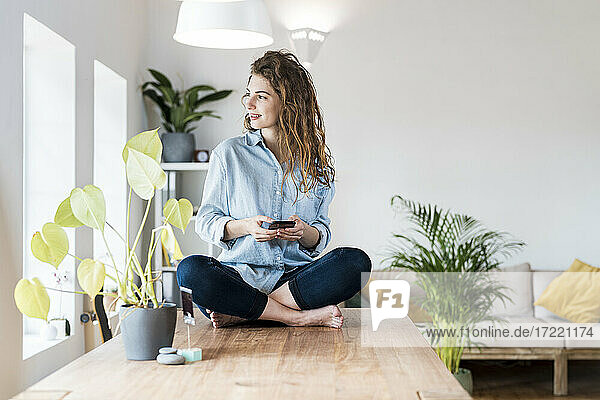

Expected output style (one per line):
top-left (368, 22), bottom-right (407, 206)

top-left (142, 69), bottom-right (232, 133)
top-left (384, 195), bottom-right (525, 374)
top-left (14, 128), bottom-right (191, 324)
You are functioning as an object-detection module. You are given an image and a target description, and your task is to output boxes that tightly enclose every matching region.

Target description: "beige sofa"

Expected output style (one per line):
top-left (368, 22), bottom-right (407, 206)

top-left (461, 263), bottom-right (600, 396)
top-left (362, 263), bottom-right (600, 396)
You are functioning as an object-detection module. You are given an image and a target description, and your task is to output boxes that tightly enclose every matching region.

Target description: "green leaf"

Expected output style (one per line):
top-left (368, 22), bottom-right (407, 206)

top-left (122, 128), bottom-right (163, 164)
top-left (185, 85), bottom-right (215, 95)
top-left (70, 185), bottom-right (106, 233)
top-left (185, 85), bottom-right (215, 107)
top-left (172, 90), bottom-right (182, 107)
top-left (31, 222), bottom-right (69, 268)
top-left (162, 122), bottom-right (175, 133)
top-left (147, 69), bottom-right (172, 89)
top-left (157, 85), bottom-right (176, 106)
top-left (14, 278), bottom-right (50, 321)
top-left (163, 198), bottom-right (193, 233)
top-left (77, 259), bottom-right (105, 299)
top-left (160, 223), bottom-right (184, 260)
top-left (182, 111), bottom-right (218, 126)
top-left (143, 89), bottom-right (171, 123)
top-left (126, 148), bottom-right (167, 200)
top-left (54, 197), bottom-right (84, 228)
top-left (195, 90), bottom-right (232, 108)
top-left (170, 105), bottom-right (186, 132)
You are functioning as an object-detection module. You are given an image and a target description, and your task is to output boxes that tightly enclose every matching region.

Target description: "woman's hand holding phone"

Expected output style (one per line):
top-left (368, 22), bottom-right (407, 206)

top-left (242, 215), bottom-right (307, 243)
top-left (244, 215), bottom-right (277, 242)
top-left (275, 215), bottom-right (305, 242)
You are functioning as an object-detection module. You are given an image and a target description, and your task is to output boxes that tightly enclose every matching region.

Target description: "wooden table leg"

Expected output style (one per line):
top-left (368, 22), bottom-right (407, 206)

top-left (553, 349), bottom-right (568, 396)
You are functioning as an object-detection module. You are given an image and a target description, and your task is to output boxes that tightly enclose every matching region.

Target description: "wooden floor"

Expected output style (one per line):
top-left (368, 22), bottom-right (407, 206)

top-left (464, 360), bottom-right (600, 399)
top-left (16, 308), bottom-right (469, 400)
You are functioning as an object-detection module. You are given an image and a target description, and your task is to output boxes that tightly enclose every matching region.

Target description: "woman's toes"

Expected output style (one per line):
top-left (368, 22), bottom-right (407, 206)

top-left (331, 305), bottom-right (342, 318)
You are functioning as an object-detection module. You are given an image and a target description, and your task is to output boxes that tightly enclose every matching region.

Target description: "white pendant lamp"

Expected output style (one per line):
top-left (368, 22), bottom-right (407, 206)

top-left (173, 0), bottom-right (274, 49)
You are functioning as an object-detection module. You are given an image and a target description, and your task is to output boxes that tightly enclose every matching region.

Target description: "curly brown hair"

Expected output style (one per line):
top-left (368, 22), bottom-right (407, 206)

top-left (242, 50), bottom-right (335, 204)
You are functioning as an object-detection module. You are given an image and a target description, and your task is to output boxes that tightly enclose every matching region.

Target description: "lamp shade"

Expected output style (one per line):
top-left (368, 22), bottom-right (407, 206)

top-left (173, 0), bottom-right (274, 49)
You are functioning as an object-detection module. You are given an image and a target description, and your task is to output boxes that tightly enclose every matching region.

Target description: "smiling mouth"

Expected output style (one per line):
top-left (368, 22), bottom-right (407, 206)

top-left (250, 114), bottom-right (261, 120)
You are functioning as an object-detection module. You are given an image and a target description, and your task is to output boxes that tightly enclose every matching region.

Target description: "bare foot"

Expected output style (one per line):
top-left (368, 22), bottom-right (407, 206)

top-left (206, 309), bottom-right (247, 328)
top-left (289, 305), bottom-right (344, 329)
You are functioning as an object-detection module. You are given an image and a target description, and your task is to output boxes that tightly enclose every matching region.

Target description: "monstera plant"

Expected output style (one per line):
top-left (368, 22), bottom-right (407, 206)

top-left (14, 128), bottom-right (191, 359)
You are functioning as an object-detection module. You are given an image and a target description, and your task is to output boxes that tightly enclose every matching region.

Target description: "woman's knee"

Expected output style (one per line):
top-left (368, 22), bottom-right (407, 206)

top-left (176, 255), bottom-right (224, 307)
top-left (333, 247), bottom-right (371, 293)
top-left (176, 255), bottom-right (213, 288)
top-left (338, 247), bottom-right (372, 275)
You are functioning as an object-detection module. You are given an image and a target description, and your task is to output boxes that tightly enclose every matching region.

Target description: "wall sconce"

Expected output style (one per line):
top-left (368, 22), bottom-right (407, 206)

top-left (173, 0), bottom-right (274, 49)
top-left (288, 28), bottom-right (328, 68)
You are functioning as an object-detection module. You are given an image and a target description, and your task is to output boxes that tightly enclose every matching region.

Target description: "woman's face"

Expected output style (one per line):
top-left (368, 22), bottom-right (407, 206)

top-left (243, 74), bottom-right (281, 131)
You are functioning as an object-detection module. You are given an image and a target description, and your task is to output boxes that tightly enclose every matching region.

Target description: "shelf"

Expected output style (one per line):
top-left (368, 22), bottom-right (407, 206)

top-left (155, 161), bottom-right (218, 305)
top-left (161, 162), bottom-right (209, 171)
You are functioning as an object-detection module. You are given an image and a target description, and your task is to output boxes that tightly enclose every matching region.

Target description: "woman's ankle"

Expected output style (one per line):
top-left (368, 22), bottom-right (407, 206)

top-left (258, 297), bottom-right (304, 325)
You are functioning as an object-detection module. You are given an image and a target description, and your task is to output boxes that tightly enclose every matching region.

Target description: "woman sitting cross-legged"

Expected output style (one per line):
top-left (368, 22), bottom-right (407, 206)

top-left (177, 50), bottom-right (372, 329)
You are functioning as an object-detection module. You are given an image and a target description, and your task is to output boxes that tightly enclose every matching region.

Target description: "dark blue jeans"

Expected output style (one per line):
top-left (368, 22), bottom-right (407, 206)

top-left (176, 247), bottom-right (371, 321)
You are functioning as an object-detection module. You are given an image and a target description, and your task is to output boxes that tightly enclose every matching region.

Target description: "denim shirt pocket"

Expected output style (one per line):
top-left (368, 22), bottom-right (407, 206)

top-left (293, 187), bottom-right (324, 222)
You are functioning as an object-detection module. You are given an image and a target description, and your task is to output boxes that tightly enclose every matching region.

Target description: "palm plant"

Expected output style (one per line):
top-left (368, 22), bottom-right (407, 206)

top-left (384, 195), bottom-right (525, 374)
top-left (142, 69), bottom-right (232, 133)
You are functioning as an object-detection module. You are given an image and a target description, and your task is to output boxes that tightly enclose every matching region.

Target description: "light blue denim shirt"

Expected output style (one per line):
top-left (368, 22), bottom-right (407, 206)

top-left (195, 129), bottom-right (335, 294)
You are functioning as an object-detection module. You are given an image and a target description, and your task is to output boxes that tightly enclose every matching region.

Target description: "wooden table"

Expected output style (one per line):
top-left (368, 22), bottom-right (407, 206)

top-left (13, 308), bottom-right (470, 400)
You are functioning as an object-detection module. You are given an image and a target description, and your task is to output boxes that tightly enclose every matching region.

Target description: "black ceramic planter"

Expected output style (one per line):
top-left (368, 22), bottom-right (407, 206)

top-left (161, 132), bottom-right (195, 162)
top-left (119, 303), bottom-right (177, 360)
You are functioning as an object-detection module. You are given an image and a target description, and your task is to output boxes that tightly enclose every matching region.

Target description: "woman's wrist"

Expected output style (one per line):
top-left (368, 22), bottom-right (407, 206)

top-left (298, 224), bottom-right (320, 249)
top-left (223, 219), bottom-right (249, 241)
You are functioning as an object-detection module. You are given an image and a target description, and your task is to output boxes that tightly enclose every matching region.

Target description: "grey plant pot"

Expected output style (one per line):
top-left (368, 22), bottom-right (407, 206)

top-left (161, 132), bottom-right (195, 162)
top-left (119, 303), bottom-right (177, 360)
top-left (453, 367), bottom-right (473, 395)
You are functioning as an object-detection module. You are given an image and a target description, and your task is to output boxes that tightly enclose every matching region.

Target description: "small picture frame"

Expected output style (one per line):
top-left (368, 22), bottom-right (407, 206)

top-left (180, 287), bottom-right (195, 326)
top-left (194, 149), bottom-right (210, 163)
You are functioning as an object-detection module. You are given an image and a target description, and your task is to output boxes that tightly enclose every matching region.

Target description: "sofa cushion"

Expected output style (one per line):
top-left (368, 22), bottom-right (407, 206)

top-left (533, 270), bottom-right (568, 320)
top-left (489, 262), bottom-right (533, 317)
top-left (534, 259), bottom-right (600, 323)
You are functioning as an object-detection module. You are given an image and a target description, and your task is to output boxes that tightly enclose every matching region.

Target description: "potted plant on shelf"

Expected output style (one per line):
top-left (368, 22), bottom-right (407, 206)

top-left (384, 195), bottom-right (525, 394)
top-left (142, 68), bottom-right (232, 162)
top-left (14, 128), bottom-right (192, 360)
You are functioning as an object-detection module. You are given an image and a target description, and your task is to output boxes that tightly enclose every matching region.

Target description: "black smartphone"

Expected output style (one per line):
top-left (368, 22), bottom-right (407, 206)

top-left (267, 220), bottom-right (296, 230)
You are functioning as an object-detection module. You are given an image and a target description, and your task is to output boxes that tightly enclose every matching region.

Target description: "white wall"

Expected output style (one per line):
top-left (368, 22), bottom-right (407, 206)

top-left (0, 0), bottom-right (149, 398)
top-left (145, 0), bottom-right (600, 271)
